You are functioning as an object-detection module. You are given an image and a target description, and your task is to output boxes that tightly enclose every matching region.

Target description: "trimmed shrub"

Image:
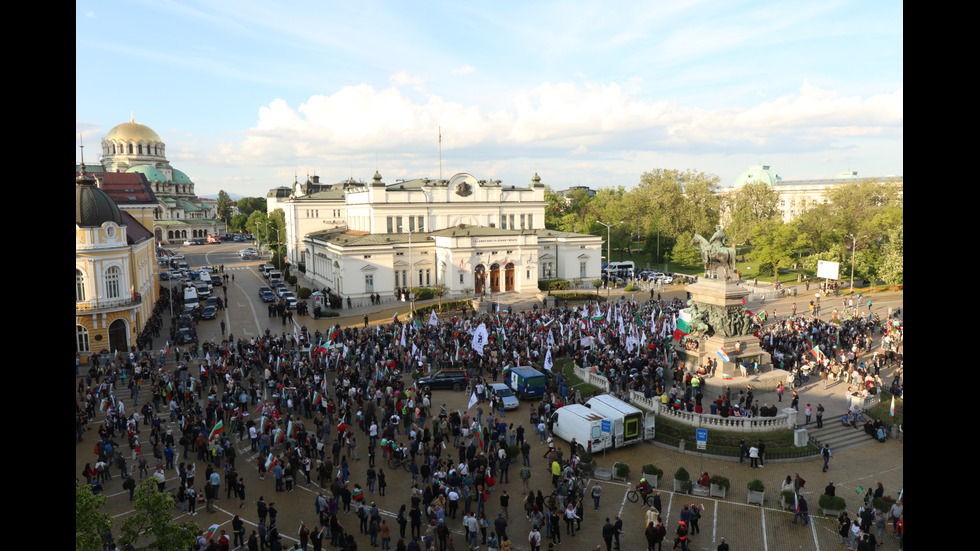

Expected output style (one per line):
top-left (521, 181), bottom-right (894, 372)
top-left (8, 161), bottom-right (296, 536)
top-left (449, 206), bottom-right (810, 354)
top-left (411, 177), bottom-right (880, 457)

top-left (819, 494), bottom-right (846, 511)
top-left (674, 467), bottom-right (691, 481)
top-left (642, 464), bottom-right (663, 478)
top-left (747, 479), bottom-right (765, 492)
top-left (297, 287), bottom-right (312, 299)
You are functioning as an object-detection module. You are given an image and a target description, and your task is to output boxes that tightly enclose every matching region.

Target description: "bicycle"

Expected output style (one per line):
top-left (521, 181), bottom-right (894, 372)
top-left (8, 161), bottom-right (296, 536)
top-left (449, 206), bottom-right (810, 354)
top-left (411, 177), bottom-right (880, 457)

top-left (387, 455), bottom-right (411, 472)
top-left (626, 489), bottom-right (654, 506)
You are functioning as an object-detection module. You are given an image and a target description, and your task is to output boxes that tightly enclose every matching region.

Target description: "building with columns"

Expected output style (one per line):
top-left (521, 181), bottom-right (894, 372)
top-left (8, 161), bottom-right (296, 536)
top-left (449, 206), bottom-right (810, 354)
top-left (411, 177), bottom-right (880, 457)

top-left (273, 171), bottom-right (603, 301)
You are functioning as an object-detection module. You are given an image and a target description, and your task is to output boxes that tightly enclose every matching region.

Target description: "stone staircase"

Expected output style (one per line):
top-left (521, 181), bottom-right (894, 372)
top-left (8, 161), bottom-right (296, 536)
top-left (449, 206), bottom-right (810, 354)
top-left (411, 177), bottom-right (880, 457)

top-left (804, 421), bottom-right (876, 454)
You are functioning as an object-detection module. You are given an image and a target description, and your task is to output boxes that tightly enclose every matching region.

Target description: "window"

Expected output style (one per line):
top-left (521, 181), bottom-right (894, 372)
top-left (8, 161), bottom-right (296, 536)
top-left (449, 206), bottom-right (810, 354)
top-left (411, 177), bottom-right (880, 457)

top-left (105, 266), bottom-right (122, 299)
top-left (387, 217), bottom-right (394, 234)
top-left (76, 325), bottom-right (90, 354)
top-left (417, 216), bottom-right (424, 232)
top-left (580, 262), bottom-right (587, 279)
top-left (509, 214), bottom-right (515, 229)
top-left (365, 274), bottom-right (374, 292)
top-left (76, 269), bottom-right (87, 302)
top-left (425, 269), bottom-right (431, 286)
top-left (460, 273), bottom-right (464, 284)
top-left (409, 217), bottom-right (416, 232)
top-left (397, 217), bottom-right (404, 233)
top-left (395, 271), bottom-right (399, 287)
top-left (520, 214), bottom-right (526, 229)
top-left (500, 216), bottom-right (507, 230)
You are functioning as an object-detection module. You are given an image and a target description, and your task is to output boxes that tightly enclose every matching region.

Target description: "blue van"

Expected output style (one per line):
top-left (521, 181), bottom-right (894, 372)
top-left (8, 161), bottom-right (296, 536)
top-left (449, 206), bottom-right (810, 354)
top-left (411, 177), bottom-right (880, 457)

top-left (504, 366), bottom-right (547, 399)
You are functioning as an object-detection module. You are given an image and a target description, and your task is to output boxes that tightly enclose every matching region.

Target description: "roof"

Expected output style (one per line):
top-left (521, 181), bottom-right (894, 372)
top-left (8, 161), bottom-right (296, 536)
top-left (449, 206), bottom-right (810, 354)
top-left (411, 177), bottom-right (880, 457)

top-left (121, 210), bottom-right (153, 244)
top-left (88, 171), bottom-right (158, 206)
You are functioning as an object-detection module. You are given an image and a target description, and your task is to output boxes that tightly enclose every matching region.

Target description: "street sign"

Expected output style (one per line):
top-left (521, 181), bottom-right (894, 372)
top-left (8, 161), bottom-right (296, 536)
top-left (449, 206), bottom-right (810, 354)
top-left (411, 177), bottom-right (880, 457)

top-left (696, 428), bottom-right (707, 450)
top-left (601, 420), bottom-right (611, 433)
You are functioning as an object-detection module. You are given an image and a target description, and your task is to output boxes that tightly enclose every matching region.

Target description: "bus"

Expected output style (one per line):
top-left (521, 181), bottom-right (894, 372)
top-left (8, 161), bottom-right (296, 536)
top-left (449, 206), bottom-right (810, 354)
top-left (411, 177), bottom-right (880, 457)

top-left (206, 234), bottom-right (221, 244)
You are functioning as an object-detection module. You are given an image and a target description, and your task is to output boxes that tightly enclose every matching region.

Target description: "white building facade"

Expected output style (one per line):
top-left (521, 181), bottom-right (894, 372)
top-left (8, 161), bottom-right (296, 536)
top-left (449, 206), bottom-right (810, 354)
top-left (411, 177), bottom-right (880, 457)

top-left (273, 172), bottom-right (602, 301)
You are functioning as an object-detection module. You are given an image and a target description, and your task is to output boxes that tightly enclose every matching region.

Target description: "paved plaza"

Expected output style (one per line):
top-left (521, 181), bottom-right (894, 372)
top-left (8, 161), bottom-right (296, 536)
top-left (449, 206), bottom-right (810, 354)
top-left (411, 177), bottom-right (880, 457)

top-left (77, 244), bottom-right (903, 550)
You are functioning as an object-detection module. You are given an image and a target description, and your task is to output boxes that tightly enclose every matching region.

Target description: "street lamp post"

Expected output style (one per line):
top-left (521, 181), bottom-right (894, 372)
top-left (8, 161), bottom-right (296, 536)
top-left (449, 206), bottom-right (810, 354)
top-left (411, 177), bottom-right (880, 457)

top-left (597, 220), bottom-right (623, 300)
top-left (847, 234), bottom-right (857, 293)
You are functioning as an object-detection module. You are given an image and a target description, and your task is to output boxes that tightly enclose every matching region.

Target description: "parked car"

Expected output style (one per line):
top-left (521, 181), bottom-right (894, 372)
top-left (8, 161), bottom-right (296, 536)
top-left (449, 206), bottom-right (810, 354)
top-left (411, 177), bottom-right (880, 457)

top-left (201, 305), bottom-right (217, 320)
top-left (487, 383), bottom-right (520, 410)
top-left (258, 286), bottom-right (275, 302)
top-left (416, 369), bottom-right (469, 392)
top-left (281, 291), bottom-right (298, 309)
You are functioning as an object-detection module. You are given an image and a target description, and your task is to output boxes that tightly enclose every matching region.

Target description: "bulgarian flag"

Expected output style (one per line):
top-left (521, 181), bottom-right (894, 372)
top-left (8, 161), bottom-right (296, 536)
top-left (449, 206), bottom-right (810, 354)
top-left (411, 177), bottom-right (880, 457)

top-left (164, 342), bottom-right (172, 357)
top-left (275, 428), bottom-right (285, 446)
top-left (208, 420), bottom-right (224, 441)
top-left (287, 421), bottom-right (296, 440)
top-left (313, 392), bottom-right (322, 407)
top-left (205, 524), bottom-right (220, 541)
top-left (265, 453), bottom-right (277, 470)
top-left (794, 492), bottom-right (800, 513)
top-left (673, 309), bottom-right (692, 341)
top-left (889, 395), bottom-right (896, 420)
top-left (475, 425), bottom-right (486, 451)
top-left (299, 520), bottom-right (307, 535)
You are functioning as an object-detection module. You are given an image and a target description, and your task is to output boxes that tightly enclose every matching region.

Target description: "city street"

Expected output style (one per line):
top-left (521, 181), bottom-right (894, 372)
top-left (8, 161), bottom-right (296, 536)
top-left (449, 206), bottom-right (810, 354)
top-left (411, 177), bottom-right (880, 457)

top-left (78, 243), bottom-right (903, 550)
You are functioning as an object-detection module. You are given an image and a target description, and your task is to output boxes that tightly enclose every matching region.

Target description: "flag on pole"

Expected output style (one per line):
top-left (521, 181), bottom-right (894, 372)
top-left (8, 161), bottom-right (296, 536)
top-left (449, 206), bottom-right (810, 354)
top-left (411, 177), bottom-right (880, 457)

top-left (208, 420), bottom-right (224, 441)
top-left (205, 524), bottom-right (220, 541)
top-left (475, 425), bottom-right (486, 451)
top-left (717, 348), bottom-right (730, 363)
top-left (544, 348), bottom-right (553, 372)
top-left (468, 392), bottom-right (478, 410)
top-left (889, 395), bottom-right (896, 420)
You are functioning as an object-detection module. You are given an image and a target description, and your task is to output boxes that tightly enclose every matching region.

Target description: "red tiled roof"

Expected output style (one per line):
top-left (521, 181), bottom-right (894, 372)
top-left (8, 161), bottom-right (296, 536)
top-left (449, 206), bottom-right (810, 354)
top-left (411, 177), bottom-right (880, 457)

top-left (80, 171), bottom-right (158, 205)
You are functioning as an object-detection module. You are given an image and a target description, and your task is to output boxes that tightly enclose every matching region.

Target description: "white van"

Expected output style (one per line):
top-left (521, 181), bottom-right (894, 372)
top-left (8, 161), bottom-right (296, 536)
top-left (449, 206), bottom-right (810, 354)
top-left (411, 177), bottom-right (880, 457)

top-left (584, 395), bottom-right (655, 448)
top-left (183, 285), bottom-right (198, 303)
top-left (268, 270), bottom-right (283, 285)
top-left (550, 404), bottom-right (613, 454)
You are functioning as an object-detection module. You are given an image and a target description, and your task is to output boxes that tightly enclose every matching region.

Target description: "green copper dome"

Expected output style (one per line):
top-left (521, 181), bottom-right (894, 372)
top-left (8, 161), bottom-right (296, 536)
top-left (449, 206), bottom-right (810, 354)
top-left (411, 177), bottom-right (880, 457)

top-left (126, 164), bottom-right (167, 183)
top-left (734, 164), bottom-right (782, 187)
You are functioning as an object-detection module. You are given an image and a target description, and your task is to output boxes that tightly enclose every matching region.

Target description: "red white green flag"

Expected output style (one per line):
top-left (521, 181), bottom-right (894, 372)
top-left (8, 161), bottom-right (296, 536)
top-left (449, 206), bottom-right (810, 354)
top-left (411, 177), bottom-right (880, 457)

top-left (476, 425), bottom-right (486, 451)
top-left (205, 524), bottom-right (219, 541)
top-left (208, 420), bottom-right (224, 441)
top-left (889, 395), bottom-right (896, 420)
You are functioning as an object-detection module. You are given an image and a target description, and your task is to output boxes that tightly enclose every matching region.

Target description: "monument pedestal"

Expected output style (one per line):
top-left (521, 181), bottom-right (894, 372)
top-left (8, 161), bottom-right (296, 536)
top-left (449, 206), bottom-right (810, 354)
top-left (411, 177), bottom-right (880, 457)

top-left (675, 278), bottom-right (771, 377)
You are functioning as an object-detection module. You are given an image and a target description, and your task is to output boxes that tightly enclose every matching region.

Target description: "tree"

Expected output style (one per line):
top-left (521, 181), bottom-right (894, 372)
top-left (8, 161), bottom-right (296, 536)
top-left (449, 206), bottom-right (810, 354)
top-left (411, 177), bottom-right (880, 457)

top-left (723, 181), bottom-right (781, 245)
top-left (634, 168), bottom-right (721, 239)
top-left (878, 227), bottom-right (903, 285)
top-left (76, 483), bottom-right (113, 551)
top-left (118, 479), bottom-right (198, 550)
top-left (668, 231), bottom-right (702, 269)
top-left (750, 220), bottom-right (806, 277)
top-left (236, 197), bottom-right (267, 217)
top-left (431, 282), bottom-right (450, 310)
top-left (228, 213), bottom-right (249, 233)
top-left (543, 186), bottom-right (567, 230)
top-left (216, 190), bottom-right (233, 223)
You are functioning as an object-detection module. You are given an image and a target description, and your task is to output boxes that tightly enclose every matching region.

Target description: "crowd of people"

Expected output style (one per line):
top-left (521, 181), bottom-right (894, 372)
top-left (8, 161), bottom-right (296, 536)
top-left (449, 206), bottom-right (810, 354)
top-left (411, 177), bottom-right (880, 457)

top-left (77, 280), bottom-right (903, 551)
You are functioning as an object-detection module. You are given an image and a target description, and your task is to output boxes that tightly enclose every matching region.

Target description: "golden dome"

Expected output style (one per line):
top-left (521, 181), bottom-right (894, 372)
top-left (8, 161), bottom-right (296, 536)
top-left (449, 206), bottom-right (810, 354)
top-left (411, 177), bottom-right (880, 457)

top-left (104, 115), bottom-right (163, 144)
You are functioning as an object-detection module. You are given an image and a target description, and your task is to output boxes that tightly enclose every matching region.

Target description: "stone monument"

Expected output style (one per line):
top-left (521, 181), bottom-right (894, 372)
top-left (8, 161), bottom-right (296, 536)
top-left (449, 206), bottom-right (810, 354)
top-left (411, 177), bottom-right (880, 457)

top-left (676, 227), bottom-right (774, 384)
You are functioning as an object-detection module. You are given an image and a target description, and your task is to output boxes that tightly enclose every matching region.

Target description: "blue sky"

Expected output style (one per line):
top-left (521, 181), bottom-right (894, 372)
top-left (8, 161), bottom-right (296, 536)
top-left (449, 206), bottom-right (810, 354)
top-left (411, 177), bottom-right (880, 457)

top-left (76, 0), bottom-right (903, 198)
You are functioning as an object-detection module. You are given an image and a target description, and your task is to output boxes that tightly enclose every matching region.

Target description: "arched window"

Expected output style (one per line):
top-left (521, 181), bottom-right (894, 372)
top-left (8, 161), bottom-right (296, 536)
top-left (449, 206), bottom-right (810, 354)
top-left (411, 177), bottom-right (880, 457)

top-left (138, 144), bottom-right (143, 155)
top-left (76, 268), bottom-right (87, 302)
top-left (76, 325), bottom-right (90, 355)
top-left (127, 143), bottom-right (133, 154)
top-left (105, 266), bottom-right (121, 299)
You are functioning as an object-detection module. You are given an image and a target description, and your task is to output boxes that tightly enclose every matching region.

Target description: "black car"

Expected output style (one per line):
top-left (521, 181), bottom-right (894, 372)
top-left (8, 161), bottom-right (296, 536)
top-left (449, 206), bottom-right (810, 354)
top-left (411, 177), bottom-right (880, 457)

top-left (201, 305), bottom-right (217, 320)
top-left (416, 370), bottom-right (469, 392)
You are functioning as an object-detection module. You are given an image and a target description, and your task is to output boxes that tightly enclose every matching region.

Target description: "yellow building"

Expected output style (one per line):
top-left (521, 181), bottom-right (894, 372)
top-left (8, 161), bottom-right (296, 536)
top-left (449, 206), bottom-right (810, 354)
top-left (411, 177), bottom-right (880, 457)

top-left (75, 165), bottom-right (158, 361)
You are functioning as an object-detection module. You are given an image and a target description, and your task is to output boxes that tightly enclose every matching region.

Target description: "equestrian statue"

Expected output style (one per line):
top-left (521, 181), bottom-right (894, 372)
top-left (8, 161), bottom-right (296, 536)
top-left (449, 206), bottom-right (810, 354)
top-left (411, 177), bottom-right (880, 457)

top-left (691, 226), bottom-right (738, 280)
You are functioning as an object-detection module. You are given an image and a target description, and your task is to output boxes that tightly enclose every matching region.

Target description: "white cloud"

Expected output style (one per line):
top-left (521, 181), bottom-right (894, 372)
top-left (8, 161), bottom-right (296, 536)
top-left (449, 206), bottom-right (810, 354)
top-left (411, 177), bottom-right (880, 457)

top-left (451, 65), bottom-right (475, 75)
top-left (236, 77), bottom-right (902, 168)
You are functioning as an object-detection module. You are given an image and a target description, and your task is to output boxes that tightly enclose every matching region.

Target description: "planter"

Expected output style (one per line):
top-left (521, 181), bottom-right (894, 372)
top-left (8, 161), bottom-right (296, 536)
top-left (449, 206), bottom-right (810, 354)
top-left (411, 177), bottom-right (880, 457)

top-left (640, 474), bottom-right (659, 488)
top-left (692, 483), bottom-right (710, 497)
top-left (780, 492), bottom-right (796, 510)
top-left (673, 479), bottom-right (692, 494)
top-left (821, 508), bottom-right (843, 517)
top-left (710, 484), bottom-right (727, 499)
top-left (747, 490), bottom-right (765, 505)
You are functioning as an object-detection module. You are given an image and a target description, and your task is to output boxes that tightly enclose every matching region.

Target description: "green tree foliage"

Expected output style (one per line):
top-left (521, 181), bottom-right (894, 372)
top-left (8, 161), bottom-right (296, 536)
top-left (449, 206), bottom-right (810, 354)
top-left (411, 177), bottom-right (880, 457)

top-left (119, 479), bottom-right (198, 550)
top-left (236, 196), bottom-right (267, 217)
top-left (216, 190), bottom-right (233, 222)
top-left (633, 168), bottom-right (721, 239)
top-left (668, 231), bottom-right (702, 269)
top-left (750, 220), bottom-right (806, 276)
top-left (76, 483), bottom-right (113, 551)
top-left (723, 181), bottom-right (781, 245)
top-left (228, 213), bottom-right (249, 233)
top-left (878, 226), bottom-right (903, 285)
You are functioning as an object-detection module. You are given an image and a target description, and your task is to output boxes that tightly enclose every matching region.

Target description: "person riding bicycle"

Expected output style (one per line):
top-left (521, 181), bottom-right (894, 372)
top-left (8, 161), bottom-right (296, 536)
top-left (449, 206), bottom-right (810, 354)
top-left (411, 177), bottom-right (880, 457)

top-left (636, 477), bottom-right (653, 501)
